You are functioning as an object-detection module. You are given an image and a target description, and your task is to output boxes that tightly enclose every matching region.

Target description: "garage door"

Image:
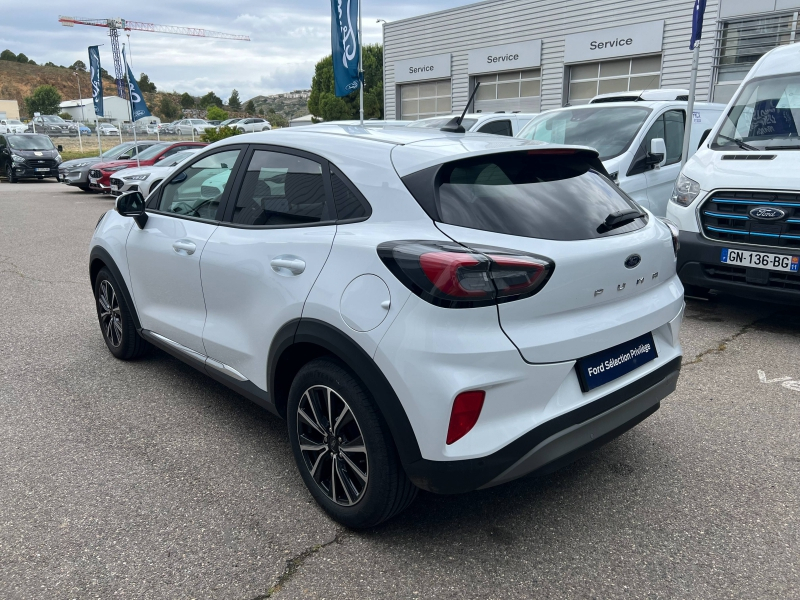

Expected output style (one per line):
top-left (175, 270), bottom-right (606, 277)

top-left (474, 69), bottom-right (541, 113)
top-left (568, 55), bottom-right (662, 105)
top-left (400, 80), bottom-right (452, 120)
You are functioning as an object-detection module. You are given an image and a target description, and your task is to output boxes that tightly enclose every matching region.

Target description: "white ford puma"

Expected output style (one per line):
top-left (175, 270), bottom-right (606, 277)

top-left (89, 124), bottom-right (684, 528)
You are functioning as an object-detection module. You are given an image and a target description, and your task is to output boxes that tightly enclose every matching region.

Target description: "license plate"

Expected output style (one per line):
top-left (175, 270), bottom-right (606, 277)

top-left (89, 177), bottom-right (97, 184)
top-left (576, 333), bottom-right (658, 392)
top-left (721, 248), bottom-right (799, 272)
top-left (35, 168), bottom-right (49, 172)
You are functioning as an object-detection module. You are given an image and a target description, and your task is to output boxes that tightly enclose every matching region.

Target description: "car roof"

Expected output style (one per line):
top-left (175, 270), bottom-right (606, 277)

top-left (747, 42), bottom-right (800, 81)
top-left (223, 124), bottom-right (598, 177)
top-left (540, 101), bottom-right (725, 111)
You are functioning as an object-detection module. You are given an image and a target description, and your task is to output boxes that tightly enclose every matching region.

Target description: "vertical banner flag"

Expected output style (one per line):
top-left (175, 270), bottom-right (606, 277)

top-left (88, 46), bottom-right (104, 117)
top-left (123, 51), bottom-right (152, 120)
top-left (331, 0), bottom-right (361, 97)
top-left (690, 0), bottom-right (707, 49)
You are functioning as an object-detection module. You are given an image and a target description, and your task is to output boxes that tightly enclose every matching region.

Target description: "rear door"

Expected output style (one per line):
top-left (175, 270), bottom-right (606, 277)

top-left (199, 145), bottom-right (337, 390)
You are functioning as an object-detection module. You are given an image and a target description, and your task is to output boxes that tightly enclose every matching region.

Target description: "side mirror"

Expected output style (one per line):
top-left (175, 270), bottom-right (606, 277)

top-left (57, 145), bottom-right (63, 152)
top-left (115, 191), bottom-right (148, 229)
top-left (698, 128), bottom-right (712, 149)
top-left (646, 138), bottom-right (667, 167)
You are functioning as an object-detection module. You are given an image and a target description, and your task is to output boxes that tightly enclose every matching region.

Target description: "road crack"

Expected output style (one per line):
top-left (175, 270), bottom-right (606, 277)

top-left (248, 531), bottom-right (346, 599)
top-left (683, 314), bottom-right (774, 366)
top-left (0, 255), bottom-right (83, 286)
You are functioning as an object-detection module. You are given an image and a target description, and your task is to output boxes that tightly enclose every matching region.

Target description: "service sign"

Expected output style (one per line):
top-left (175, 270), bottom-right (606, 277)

top-left (563, 21), bottom-right (664, 64)
top-left (468, 40), bottom-right (542, 75)
top-left (394, 53), bottom-right (451, 83)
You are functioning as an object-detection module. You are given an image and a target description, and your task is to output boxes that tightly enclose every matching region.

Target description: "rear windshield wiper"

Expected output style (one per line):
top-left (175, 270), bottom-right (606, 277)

top-left (598, 208), bottom-right (645, 233)
top-left (716, 134), bottom-right (760, 151)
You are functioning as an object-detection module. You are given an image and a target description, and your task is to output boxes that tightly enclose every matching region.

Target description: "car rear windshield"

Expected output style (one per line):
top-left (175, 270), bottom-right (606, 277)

top-left (7, 135), bottom-right (55, 150)
top-left (402, 151), bottom-right (647, 241)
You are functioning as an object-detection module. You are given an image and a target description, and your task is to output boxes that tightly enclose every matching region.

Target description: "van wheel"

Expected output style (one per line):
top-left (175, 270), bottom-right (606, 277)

top-left (6, 164), bottom-right (17, 183)
top-left (94, 268), bottom-right (151, 360)
top-left (287, 357), bottom-right (417, 529)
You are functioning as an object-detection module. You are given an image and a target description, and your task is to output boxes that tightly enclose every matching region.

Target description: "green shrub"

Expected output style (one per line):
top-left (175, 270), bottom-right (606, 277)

top-left (206, 105), bottom-right (228, 121)
top-left (201, 125), bottom-right (241, 143)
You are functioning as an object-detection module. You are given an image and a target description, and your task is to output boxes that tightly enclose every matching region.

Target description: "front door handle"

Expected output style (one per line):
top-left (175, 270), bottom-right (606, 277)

top-left (172, 239), bottom-right (196, 255)
top-left (270, 256), bottom-right (306, 276)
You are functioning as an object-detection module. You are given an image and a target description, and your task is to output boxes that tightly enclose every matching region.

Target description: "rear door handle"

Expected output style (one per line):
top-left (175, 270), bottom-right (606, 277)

top-left (172, 239), bottom-right (196, 255)
top-left (270, 256), bottom-right (306, 276)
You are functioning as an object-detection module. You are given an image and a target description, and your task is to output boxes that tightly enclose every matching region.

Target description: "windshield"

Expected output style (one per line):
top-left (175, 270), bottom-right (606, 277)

top-left (42, 116), bottom-right (64, 123)
top-left (712, 73), bottom-right (800, 150)
top-left (517, 106), bottom-right (651, 160)
top-left (101, 143), bottom-right (131, 158)
top-left (155, 150), bottom-right (197, 167)
top-left (99, 123), bottom-right (115, 129)
top-left (8, 135), bottom-right (55, 150)
top-left (8, 120), bottom-right (23, 125)
top-left (136, 143), bottom-right (170, 160)
top-left (407, 117), bottom-right (479, 130)
top-left (191, 120), bottom-right (207, 125)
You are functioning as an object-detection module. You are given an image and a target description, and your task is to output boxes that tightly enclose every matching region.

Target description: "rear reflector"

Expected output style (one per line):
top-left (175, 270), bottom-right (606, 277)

top-left (446, 390), bottom-right (486, 445)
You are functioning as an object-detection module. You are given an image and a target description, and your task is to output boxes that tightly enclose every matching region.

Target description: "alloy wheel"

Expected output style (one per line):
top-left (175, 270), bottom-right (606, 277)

top-left (98, 280), bottom-right (123, 347)
top-left (296, 385), bottom-right (369, 506)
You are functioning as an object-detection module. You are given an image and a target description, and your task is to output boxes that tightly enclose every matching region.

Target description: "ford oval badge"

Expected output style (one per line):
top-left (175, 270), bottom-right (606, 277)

top-left (749, 206), bottom-right (786, 221)
top-left (624, 254), bottom-right (641, 269)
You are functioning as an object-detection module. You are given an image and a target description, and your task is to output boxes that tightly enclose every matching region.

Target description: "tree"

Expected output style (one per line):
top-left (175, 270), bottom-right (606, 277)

top-left (199, 91), bottom-right (223, 108)
top-left (24, 85), bottom-right (62, 116)
top-left (58, 112), bottom-right (73, 120)
top-left (138, 73), bottom-right (157, 93)
top-left (257, 107), bottom-right (265, 116)
top-left (228, 89), bottom-right (241, 110)
top-left (16, 53), bottom-right (29, 63)
top-left (308, 44), bottom-right (383, 121)
top-left (158, 96), bottom-right (180, 120)
top-left (266, 108), bottom-right (289, 128)
top-left (44, 61), bottom-right (56, 67)
top-left (28, 59), bottom-right (36, 65)
top-left (100, 67), bottom-right (110, 79)
top-left (180, 92), bottom-right (195, 109)
top-left (70, 60), bottom-right (87, 71)
top-left (201, 125), bottom-right (242, 144)
top-left (1, 49), bottom-right (16, 61)
top-left (206, 105), bottom-right (228, 121)
top-left (244, 99), bottom-right (256, 115)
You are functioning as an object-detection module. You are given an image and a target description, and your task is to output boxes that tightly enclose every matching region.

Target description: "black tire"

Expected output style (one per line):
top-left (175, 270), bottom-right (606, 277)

top-left (94, 268), bottom-right (151, 360)
top-left (6, 164), bottom-right (17, 183)
top-left (683, 283), bottom-right (711, 299)
top-left (287, 357), bottom-right (417, 529)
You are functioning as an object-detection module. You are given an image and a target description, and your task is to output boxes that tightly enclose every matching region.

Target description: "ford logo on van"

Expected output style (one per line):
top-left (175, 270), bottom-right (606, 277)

top-left (749, 206), bottom-right (786, 221)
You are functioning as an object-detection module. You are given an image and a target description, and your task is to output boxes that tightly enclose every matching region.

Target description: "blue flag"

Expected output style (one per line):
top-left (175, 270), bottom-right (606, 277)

top-left (88, 46), bottom-right (104, 117)
top-left (690, 0), bottom-right (707, 49)
top-left (331, 0), bottom-right (361, 97)
top-left (123, 50), bottom-right (152, 121)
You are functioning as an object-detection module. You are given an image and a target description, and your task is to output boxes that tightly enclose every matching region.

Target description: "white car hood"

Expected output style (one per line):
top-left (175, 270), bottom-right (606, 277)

top-left (684, 147), bottom-right (800, 192)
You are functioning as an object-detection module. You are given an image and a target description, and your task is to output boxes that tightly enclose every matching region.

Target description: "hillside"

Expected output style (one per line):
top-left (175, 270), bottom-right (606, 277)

top-left (245, 94), bottom-right (310, 121)
top-left (0, 60), bottom-right (117, 116)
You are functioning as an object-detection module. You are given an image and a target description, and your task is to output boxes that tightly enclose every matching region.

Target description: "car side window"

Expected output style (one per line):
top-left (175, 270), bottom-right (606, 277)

top-left (227, 150), bottom-right (332, 226)
top-left (478, 120), bottom-right (513, 136)
top-left (156, 149), bottom-right (241, 220)
top-left (330, 166), bottom-right (370, 221)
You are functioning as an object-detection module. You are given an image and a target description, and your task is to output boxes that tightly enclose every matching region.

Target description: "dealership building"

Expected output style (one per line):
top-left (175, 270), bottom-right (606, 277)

top-left (382, 0), bottom-right (800, 119)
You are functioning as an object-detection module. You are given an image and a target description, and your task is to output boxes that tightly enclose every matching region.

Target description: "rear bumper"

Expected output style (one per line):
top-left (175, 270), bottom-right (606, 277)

top-left (677, 232), bottom-right (800, 304)
top-left (404, 357), bottom-right (680, 493)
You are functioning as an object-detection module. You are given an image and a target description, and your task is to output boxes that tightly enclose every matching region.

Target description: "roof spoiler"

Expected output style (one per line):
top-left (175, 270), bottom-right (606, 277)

top-left (441, 83), bottom-right (481, 133)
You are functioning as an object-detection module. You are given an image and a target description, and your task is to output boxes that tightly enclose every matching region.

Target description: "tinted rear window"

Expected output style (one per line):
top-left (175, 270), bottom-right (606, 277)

top-left (403, 152), bottom-right (646, 241)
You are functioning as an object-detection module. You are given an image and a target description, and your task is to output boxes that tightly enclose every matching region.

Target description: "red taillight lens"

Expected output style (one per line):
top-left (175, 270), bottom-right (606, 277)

top-left (446, 390), bottom-right (486, 445)
top-left (378, 241), bottom-right (554, 309)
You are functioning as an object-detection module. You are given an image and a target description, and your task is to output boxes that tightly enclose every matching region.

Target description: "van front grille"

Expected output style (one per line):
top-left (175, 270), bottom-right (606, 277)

top-left (700, 190), bottom-right (800, 250)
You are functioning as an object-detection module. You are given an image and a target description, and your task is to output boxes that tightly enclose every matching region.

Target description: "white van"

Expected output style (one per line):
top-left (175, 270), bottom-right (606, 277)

top-left (517, 92), bottom-right (725, 216)
top-left (666, 44), bottom-right (800, 304)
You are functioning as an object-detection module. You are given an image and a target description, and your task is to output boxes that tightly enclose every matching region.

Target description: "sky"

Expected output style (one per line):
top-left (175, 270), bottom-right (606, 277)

top-left (0, 1), bottom-right (473, 102)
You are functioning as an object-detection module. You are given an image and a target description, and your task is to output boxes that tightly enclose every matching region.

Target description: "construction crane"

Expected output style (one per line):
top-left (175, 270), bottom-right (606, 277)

top-left (59, 16), bottom-right (250, 98)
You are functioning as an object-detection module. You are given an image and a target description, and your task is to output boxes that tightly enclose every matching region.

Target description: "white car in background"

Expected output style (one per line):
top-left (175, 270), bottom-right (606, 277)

top-left (235, 118), bottom-right (272, 133)
top-left (109, 149), bottom-right (203, 197)
top-left (175, 119), bottom-right (214, 136)
top-left (407, 113), bottom-right (538, 136)
top-left (0, 119), bottom-right (27, 134)
top-left (97, 123), bottom-right (121, 136)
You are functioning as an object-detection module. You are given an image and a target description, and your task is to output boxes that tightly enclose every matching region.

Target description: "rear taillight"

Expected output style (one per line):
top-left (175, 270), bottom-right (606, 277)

top-left (446, 390), bottom-right (486, 445)
top-left (378, 241), bottom-right (554, 308)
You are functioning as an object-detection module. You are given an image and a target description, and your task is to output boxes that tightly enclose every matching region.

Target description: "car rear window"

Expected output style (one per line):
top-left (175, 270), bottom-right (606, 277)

top-left (402, 151), bottom-right (647, 241)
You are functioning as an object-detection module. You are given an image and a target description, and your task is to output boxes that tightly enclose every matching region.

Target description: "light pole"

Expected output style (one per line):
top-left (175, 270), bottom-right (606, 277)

top-left (376, 20), bottom-right (387, 120)
top-left (73, 70), bottom-right (84, 151)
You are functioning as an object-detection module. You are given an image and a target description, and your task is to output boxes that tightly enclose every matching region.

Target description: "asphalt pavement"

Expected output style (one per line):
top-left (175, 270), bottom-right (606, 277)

top-left (1, 181), bottom-right (798, 599)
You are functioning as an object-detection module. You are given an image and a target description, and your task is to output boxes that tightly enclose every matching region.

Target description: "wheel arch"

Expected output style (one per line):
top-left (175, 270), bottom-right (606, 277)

top-left (89, 245), bottom-right (142, 331)
top-left (268, 318), bottom-right (423, 466)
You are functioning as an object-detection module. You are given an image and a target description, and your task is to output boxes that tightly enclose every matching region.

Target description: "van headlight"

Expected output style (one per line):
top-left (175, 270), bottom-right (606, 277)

top-left (11, 154), bottom-right (25, 163)
top-left (670, 173), bottom-right (701, 207)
